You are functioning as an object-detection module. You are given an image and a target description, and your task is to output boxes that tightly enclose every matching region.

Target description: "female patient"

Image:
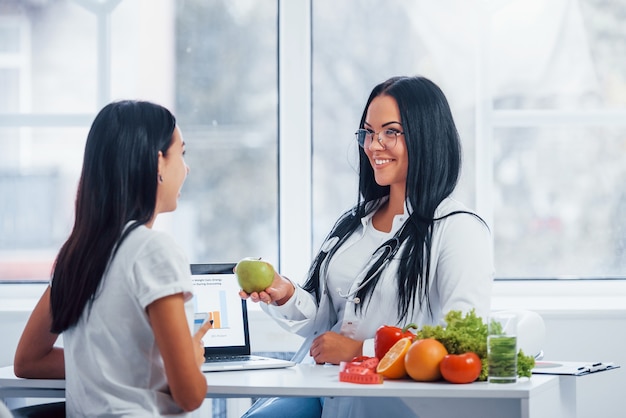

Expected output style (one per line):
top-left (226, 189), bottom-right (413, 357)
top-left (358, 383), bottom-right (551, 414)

top-left (14, 100), bottom-right (211, 416)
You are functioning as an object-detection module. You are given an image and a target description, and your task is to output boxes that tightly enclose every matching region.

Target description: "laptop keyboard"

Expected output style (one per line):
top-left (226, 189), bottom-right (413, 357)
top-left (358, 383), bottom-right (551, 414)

top-left (205, 355), bottom-right (255, 363)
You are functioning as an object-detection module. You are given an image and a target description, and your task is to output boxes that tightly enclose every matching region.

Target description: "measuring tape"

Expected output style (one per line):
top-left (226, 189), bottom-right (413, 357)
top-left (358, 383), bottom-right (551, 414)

top-left (339, 356), bottom-right (384, 384)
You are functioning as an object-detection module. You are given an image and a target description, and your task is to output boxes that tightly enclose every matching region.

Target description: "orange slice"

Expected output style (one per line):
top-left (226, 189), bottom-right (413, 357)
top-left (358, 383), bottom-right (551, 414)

top-left (376, 337), bottom-right (412, 379)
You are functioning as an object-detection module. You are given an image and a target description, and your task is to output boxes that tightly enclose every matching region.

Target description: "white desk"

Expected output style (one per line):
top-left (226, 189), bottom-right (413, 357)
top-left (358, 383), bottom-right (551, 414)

top-left (0, 364), bottom-right (573, 418)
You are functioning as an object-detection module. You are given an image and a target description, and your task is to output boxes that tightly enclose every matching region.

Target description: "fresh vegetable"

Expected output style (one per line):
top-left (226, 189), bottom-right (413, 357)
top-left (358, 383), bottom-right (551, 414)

top-left (440, 352), bottom-right (482, 384)
top-left (404, 338), bottom-right (448, 381)
top-left (416, 310), bottom-right (535, 381)
top-left (374, 323), bottom-right (417, 359)
top-left (517, 351), bottom-right (535, 378)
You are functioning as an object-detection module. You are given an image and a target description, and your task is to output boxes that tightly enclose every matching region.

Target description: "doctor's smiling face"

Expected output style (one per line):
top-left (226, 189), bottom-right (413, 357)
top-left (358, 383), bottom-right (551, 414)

top-left (361, 94), bottom-right (409, 192)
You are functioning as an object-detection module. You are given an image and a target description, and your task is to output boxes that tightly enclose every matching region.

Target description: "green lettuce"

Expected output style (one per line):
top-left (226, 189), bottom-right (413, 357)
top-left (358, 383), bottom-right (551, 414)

top-left (416, 310), bottom-right (535, 381)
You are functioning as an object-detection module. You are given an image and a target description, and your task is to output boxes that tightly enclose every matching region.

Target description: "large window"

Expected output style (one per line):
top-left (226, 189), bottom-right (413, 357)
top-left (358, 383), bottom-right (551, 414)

top-left (1, 0), bottom-right (625, 283)
top-left (0, 0), bottom-right (278, 281)
top-left (312, 0), bottom-right (626, 279)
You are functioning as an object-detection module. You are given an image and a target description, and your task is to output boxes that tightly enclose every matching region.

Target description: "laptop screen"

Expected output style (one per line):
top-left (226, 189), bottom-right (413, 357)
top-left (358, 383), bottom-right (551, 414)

top-left (190, 263), bottom-right (250, 356)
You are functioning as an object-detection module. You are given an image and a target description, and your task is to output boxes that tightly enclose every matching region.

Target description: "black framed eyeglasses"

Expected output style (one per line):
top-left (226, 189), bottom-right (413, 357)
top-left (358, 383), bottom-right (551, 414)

top-left (355, 128), bottom-right (404, 150)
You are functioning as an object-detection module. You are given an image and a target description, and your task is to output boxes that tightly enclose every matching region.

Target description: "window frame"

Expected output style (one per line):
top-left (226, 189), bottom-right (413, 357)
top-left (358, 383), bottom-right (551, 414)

top-left (2, 0), bottom-right (626, 292)
top-left (277, 0), bottom-right (312, 281)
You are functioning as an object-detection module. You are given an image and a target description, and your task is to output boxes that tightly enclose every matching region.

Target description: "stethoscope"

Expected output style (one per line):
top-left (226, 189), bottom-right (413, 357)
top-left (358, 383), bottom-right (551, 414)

top-left (330, 209), bottom-right (479, 304)
top-left (334, 236), bottom-right (401, 304)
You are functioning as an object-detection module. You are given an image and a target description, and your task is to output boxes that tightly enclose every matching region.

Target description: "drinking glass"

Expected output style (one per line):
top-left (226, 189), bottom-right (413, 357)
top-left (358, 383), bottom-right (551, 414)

top-left (488, 313), bottom-right (518, 383)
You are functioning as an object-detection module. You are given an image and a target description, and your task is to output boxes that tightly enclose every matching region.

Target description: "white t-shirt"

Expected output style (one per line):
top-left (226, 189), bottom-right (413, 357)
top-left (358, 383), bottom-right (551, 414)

top-left (63, 225), bottom-right (194, 418)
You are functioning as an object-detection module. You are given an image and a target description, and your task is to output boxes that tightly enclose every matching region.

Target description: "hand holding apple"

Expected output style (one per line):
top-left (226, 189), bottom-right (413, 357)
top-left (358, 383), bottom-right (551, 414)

top-left (236, 258), bottom-right (295, 305)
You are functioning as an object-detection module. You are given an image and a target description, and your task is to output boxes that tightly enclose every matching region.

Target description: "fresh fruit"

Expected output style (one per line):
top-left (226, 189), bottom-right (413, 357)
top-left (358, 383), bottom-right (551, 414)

top-left (374, 323), bottom-right (417, 360)
top-left (404, 338), bottom-right (448, 381)
top-left (235, 258), bottom-right (275, 293)
top-left (440, 352), bottom-right (482, 384)
top-left (376, 337), bottom-right (412, 379)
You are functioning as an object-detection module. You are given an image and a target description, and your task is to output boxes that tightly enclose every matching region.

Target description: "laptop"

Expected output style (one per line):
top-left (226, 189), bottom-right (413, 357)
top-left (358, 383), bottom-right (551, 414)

top-left (190, 263), bottom-right (296, 372)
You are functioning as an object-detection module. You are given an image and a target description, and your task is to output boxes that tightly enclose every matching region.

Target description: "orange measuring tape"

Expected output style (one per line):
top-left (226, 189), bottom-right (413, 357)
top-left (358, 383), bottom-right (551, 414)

top-left (339, 356), bottom-right (384, 384)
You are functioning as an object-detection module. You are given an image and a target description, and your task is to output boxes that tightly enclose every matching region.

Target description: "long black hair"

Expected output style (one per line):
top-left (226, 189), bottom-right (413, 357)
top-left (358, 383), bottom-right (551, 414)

top-left (303, 76), bottom-right (465, 322)
top-left (50, 100), bottom-right (177, 333)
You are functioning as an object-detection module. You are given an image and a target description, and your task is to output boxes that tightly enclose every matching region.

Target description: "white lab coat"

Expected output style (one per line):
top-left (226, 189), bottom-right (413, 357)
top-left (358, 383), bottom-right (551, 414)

top-left (259, 197), bottom-right (494, 418)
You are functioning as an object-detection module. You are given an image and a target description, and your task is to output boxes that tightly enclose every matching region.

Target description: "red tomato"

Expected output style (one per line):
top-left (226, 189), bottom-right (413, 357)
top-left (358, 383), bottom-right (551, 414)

top-left (374, 323), bottom-right (417, 359)
top-left (440, 352), bottom-right (482, 384)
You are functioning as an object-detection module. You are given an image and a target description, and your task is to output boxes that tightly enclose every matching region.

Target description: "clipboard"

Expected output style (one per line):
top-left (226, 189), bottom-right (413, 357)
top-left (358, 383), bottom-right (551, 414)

top-left (532, 361), bottom-right (620, 376)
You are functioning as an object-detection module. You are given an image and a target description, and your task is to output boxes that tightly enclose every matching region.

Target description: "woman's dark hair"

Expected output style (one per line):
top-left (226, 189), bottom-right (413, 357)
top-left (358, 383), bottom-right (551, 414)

top-left (303, 76), bottom-right (464, 322)
top-left (50, 100), bottom-right (177, 333)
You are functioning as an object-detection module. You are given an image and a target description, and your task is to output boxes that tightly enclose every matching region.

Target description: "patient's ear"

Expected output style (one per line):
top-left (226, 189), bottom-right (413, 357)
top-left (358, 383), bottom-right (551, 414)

top-left (157, 150), bottom-right (164, 182)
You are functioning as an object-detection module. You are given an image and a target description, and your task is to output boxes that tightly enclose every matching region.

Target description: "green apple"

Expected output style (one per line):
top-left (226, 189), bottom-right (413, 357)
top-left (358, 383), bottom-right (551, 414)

top-left (235, 258), bottom-right (275, 294)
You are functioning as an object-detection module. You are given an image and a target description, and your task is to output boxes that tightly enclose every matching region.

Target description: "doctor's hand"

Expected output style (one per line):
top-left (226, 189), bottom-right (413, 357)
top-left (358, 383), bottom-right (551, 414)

top-left (238, 272), bottom-right (295, 306)
top-left (309, 332), bottom-right (364, 365)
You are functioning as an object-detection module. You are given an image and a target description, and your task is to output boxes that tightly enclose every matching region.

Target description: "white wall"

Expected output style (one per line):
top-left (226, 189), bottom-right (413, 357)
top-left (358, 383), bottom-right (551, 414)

top-left (0, 311), bottom-right (30, 368)
top-left (0, 284), bottom-right (47, 368)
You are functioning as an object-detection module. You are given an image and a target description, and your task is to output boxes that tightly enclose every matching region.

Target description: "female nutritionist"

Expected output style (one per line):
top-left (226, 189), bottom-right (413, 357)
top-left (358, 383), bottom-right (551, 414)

top-left (240, 76), bottom-right (494, 418)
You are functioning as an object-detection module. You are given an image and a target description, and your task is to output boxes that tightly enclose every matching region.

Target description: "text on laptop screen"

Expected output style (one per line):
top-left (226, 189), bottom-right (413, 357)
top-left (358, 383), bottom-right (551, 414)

top-left (191, 273), bottom-right (246, 348)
